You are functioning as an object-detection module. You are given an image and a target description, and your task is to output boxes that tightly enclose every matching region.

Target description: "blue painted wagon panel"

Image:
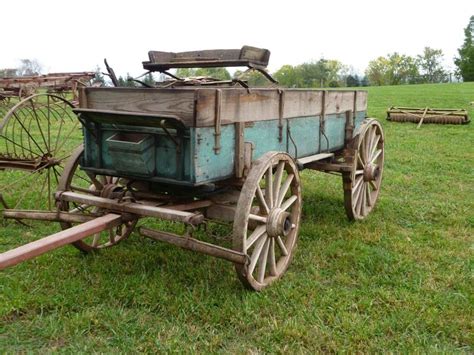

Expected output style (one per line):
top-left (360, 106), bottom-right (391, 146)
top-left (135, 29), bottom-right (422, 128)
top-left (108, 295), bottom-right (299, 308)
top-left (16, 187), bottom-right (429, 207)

top-left (192, 126), bottom-right (235, 183)
top-left (285, 116), bottom-right (320, 158)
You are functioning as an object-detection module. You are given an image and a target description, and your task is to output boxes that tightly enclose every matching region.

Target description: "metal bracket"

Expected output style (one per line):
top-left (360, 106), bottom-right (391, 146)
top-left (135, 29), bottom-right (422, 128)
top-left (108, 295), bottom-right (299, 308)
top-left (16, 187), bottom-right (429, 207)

top-left (213, 89), bottom-right (222, 154)
top-left (278, 89), bottom-right (285, 143)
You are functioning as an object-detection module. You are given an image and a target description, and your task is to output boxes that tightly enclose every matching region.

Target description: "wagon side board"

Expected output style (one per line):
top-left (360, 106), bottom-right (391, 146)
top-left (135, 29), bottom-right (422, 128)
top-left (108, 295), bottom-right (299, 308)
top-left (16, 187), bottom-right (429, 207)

top-left (78, 88), bottom-right (367, 185)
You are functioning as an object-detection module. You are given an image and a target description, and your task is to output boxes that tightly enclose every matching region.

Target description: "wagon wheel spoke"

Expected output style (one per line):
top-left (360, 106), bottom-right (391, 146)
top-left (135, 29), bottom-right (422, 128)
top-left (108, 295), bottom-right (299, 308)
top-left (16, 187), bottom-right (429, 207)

top-left (268, 238), bottom-right (278, 276)
top-left (257, 238), bottom-right (271, 283)
top-left (343, 120), bottom-right (384, 221)
top-left (233, 152), bottom-right (301, 291)
top-left (255, 185), bottom-right (269, 215)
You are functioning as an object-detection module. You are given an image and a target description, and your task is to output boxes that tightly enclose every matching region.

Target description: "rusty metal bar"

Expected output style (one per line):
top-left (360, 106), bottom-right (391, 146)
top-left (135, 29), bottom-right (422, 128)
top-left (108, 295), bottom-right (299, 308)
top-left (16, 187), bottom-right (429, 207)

top-left (213, 89), bottom-right (222, 154)
top-left (0, 213), bottom-right (122, 270)
top-left (3, 210), bottom-right (96, 223)
top-left (57, 191), bottom-right (204, 225)
top-left (139, 227), bottom-right (247, 265)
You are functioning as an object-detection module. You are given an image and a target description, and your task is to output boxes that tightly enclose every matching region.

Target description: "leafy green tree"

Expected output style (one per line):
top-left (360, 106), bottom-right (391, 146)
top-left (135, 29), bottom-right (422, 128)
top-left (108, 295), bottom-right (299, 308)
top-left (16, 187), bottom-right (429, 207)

top-left (454, 16), bottom-right (474, 81)
top-left (234, 70), bottom-right (271, 87)
top-left (418, 47), bottom-right (447, 83)
top-left (92, 66), bottom-right (106, 86)
top-left (273, 65), bottom-right (301, 87)
top-left (0, 68), bottom-right (17, 78)
top-left (274, 59), bottom-right (346, 88)
top-left (346, 74), bottom-right (360, 87)
top-left (175, 68), bottom-right (196, 78)
top-left (366, 53), bottom-right (419, 85)
top-left (175, 68), bottom-right (231, 80)
top-left (365, 56), bottom-right (390, 86)
top-left (142, 73), bottom-right (155, 86)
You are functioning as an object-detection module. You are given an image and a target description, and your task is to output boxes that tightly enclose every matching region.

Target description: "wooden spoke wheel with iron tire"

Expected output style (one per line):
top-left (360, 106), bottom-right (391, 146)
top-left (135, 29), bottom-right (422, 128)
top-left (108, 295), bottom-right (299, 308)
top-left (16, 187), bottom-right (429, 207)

top-left (57, 145), bottom-right (137, 252)
top-left (342, 119), bottom-right (384, 221)
top-left (233, 151), bottom-right (302, 291)
top-left (0, 93), bottom-right (81, 211)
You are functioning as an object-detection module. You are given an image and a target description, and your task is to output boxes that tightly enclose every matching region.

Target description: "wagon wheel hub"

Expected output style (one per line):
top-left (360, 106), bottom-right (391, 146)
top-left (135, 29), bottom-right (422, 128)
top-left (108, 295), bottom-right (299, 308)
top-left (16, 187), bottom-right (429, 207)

top-left (266, 208), bottom-right (293, 238)
top-left (363, 163), bottom-right (380, 182)
top-left (37, 154), bottom-right (61, 169)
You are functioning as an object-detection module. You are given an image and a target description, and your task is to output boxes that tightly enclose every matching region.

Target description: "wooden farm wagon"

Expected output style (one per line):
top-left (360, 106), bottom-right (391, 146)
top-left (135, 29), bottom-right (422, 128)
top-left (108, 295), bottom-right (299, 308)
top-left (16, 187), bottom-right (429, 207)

top-left (0, 46), bottom-right (384, 290)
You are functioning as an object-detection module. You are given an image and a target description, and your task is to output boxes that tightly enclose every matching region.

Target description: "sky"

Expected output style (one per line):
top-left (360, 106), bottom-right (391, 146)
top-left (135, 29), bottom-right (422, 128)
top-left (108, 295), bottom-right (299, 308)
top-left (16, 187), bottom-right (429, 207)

top-left (1, 0), bottom-right (473, 78)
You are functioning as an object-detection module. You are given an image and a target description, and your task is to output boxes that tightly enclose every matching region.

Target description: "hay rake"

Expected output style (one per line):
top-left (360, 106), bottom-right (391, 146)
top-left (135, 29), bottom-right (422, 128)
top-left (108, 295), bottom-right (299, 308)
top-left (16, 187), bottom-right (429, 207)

top-left (387, 106), bottom-right (470, 127)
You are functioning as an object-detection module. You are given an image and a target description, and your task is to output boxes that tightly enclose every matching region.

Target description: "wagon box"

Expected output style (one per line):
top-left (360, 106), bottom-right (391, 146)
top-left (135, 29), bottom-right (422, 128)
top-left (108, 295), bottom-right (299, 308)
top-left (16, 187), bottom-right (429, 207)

top-left (0, 46), bottom-right (384, 291)
top-left (76, 87), bottom-right (368, 185)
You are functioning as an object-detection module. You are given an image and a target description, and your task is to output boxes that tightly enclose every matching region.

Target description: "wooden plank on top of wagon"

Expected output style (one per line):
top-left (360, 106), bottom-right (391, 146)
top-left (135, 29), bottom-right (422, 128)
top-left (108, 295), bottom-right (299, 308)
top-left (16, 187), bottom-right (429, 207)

top-left (195, 89), bottom-right (327, 127)
top-left (356, 91), bottom-right (368, 111)
top-left (82, 87), bottom-right (196, 126)
top-left (324, 91), bottom-right (363, 115)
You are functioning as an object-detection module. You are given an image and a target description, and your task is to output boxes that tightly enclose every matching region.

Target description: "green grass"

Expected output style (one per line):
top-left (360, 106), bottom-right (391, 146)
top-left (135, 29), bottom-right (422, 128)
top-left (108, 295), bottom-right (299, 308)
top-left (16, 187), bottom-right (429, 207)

top-left (1, 83), bottom-right (473, 352)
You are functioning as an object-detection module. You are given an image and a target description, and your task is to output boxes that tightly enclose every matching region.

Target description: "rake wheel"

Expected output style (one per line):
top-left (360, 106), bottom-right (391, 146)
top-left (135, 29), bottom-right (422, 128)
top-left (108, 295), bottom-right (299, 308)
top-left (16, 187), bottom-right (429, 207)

top-left (0, 93), bottom-right (81, 211)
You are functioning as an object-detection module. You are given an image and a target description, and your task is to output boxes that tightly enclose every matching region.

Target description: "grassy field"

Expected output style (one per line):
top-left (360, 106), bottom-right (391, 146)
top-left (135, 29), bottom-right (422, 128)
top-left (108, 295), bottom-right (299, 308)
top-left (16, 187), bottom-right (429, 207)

top-left (0, 83), bottom-right (473, 352)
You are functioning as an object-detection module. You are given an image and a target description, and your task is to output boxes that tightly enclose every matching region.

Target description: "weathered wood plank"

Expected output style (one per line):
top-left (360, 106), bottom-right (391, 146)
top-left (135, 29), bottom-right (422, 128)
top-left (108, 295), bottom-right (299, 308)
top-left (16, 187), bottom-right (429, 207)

top-left (283, 90), bottom-right (324, 117)
top-left (79, 87), bottom-right (367, 128)
top-left (325, 91), bottom-right (357, 115)
top-left (83, 88), bottom-right (196, 126)
top-left (356, 91), bottom-right (368, 111)
top-left (0, 214), bottom-right (122, 270)
top-left (195, 89), bottom-right (365, 127)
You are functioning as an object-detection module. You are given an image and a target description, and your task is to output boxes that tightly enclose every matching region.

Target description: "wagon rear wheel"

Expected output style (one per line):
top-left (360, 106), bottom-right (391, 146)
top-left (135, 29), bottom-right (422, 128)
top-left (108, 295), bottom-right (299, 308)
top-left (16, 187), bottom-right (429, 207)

top-left (233, 152), bottom-right (302, 291)
top-left (57, 145), bottom-right (137, 252)
top-left (343, 119), bottom-right (384, 221)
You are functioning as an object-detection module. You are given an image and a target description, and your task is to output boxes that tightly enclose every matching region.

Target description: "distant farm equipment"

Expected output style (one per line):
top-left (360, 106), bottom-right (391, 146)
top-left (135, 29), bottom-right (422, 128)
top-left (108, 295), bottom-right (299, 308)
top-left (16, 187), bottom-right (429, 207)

top-left (387, 106), bottom-right (470, 127)
top-left (0, 72), bottom-right (95, 103)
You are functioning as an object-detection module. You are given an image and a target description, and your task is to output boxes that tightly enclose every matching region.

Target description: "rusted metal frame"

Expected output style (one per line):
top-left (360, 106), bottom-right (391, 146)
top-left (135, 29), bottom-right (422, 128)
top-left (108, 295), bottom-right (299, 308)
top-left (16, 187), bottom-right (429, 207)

top-left (247, 64), bottom-right (278, 84)
top-left (234, 122), bottom-right (245, 178)
top-left (0, 158), bottom-right (43, 171)
top-left (344, 109), bottom-right (355, 146)
top-left (319, 91), bottom-right (328, 152)
top-left (278, 90), bottom-right (285, 143)
top-left (2, 209), bottom-right (97, 223)
top-left (0, 213), bottom-right (123, 270)
top-left (57, 191), bottom-right (204, 225)
top-left (213, 89), bottom-right (222, 154)
top-left (139, 227), bottom-right (247, 265)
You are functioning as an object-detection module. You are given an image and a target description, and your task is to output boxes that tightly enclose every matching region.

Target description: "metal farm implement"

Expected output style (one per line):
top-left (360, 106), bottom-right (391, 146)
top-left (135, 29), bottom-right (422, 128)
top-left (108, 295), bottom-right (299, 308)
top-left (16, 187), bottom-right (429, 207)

top-left (387, 106), bottom-right (470, 127)
top-left (0, 46), bottom-right (385, 290)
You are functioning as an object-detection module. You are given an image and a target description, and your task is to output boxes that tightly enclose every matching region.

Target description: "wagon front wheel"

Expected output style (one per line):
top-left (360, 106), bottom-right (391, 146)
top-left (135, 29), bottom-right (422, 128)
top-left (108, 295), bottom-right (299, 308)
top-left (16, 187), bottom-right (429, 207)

top-left (233, 152), bottom-right (302, 291)
top-left (343, 119), bottom-right (384, 221)
top-left (57, 145), bottom-right (137, 252)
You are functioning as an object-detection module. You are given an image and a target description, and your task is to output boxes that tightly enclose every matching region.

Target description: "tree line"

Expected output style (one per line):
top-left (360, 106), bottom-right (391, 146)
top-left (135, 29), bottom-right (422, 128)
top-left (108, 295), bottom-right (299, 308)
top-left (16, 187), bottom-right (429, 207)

top-left (2, 17), bottom-right (473, 87)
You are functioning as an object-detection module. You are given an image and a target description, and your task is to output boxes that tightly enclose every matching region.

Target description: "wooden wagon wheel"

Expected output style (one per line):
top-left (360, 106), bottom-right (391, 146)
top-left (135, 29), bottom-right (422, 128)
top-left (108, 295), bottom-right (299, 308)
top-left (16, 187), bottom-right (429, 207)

top-left (0, 94), bottom-right (81, 211)
top-left (342, 119), bottom-right (384, 221)
top-left (233, 151), bottom-right (302, 291)
top-left (57, 145), bottom-right (137, 252)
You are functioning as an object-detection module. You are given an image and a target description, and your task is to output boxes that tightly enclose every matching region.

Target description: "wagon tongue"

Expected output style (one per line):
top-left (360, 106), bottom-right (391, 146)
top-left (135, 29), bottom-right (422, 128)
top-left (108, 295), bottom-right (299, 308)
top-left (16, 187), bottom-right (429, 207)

top-left (0, 214), bottom-right (123, 270)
